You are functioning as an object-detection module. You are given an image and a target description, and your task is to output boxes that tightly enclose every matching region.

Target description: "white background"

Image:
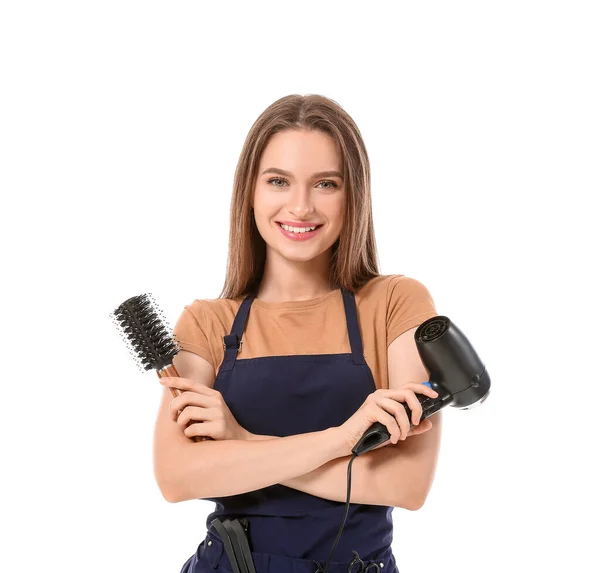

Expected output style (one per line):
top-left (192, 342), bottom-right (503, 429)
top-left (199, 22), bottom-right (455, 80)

top-left (1, 1), bottom-right (598, 571)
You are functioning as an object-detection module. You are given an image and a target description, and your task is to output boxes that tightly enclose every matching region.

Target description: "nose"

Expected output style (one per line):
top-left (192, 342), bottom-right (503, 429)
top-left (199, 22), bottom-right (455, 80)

top-left (287, 187), bottom-right (315, 218)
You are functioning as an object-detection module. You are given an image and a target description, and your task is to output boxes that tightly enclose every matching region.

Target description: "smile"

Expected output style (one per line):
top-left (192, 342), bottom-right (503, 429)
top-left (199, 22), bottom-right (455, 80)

top-left (276, 222), bottom-right (324, 241)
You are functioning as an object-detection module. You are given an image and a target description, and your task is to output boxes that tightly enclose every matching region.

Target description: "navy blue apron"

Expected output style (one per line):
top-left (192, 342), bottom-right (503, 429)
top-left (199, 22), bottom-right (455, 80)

top-left (179, 288), bottom-right (399, 573)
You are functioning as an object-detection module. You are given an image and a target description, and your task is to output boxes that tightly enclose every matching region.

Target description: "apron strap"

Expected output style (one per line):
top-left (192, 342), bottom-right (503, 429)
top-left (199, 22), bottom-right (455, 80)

top-left (220, 288), bottom-right (366, 372)
top-left (220, 293), bottom-right (255, 373)
top-left (341, 288), bottom-right (367, 366)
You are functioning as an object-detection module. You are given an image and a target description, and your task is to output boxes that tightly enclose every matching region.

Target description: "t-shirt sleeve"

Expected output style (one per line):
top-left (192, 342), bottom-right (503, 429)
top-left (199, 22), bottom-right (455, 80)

top-left (172, 301), bottom-right (214, 368)
top-left (386, 275), bottom-right (438, 347)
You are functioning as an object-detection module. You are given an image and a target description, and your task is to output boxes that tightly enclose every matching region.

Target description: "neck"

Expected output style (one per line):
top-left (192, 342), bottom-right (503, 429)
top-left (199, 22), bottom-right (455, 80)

top-left (256, 248), bottom-right (334, 302)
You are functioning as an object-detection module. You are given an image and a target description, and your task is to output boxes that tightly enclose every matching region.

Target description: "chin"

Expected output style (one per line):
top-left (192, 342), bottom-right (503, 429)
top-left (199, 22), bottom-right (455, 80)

top-left (273, 239), bottom-right (336, 264)
top-left (286, 252), bottom-right (322, 263)
top-left (275, 247), bottom-right (321, 263)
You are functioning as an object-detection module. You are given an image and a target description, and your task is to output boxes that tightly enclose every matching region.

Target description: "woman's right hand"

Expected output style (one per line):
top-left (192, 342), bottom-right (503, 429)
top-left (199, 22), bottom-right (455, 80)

top-left (336, 384), bottom-right (439, 456)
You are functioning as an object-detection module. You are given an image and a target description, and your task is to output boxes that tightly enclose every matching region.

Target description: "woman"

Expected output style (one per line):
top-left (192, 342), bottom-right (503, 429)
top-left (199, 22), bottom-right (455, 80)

top-left (155, 94), bottom-right (442, 573)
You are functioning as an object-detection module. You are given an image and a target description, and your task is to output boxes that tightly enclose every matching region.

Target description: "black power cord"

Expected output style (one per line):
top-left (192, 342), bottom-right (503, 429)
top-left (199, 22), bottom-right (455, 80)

top-left (312, 453), bottom-right (380, 573)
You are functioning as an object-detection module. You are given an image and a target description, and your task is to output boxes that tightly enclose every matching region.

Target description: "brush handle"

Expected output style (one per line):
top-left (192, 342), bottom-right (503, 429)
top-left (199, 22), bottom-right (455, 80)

top-left (158, 364), bottom-right (211, 443)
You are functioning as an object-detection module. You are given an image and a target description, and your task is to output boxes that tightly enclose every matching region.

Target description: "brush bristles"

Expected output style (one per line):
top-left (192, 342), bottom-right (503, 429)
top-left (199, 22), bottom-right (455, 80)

top-left (110, 293), bottom-right (181, 372)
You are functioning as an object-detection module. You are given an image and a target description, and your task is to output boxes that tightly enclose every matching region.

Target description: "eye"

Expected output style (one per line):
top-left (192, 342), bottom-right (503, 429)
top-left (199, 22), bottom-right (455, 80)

top-left (266, 177), bottom-right (339, 190)
top-left (317, 180), bottom-right (339, 190)
top-left (267, 177), bottom-right (288, 188)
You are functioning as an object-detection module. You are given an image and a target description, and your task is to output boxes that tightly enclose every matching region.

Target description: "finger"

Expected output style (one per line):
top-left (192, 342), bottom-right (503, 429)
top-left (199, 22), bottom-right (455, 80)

top-left (402, 392), bottom-right (423, 426)
top-left (377, 408), bottom-right (401, 444)
top-left (169, 392), bottom-right (192, 420)
top-left (412, 383), bottom-right (439, 398)
top-left (381, 393), bottom-right (415, 438)
top-left (395, 404), bottom-right (411, 440)
top-left (407, 419), bottom-right (432, 436)
top-left (414, 419), bottom-right (433, 433)
top-left (177, 406), bottom-right (208, 428)
top-left (169, 393), bottom-right (187, 420)
top-left (390, 385), bottom-right (438, 400)
top-left (382, 398), bottom-right (410, 440)
top-left (184, 421), bottom-right (210, 439)
top-left (160, 377), bottom-right (209, 395)
top-left (169, 392), bottom-right (208, 421)
top-left (160, 377), bottom-right (188, 390)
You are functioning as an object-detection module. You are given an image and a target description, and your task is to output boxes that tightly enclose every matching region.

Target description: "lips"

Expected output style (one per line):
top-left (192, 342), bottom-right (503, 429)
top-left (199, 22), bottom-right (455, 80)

top-left (276, 221), bottom-right (323, 228)
top-left (276, 222), bottom-right (324, 241)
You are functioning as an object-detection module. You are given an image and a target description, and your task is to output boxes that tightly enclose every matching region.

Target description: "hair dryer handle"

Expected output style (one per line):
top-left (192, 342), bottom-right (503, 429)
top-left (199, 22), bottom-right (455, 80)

top-left (351, 384), bottom-right (444, 456)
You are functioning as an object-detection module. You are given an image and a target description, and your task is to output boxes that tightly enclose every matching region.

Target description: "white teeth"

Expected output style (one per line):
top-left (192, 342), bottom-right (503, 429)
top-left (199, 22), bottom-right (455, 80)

top-left (280, 224), bottom-right (317, 233)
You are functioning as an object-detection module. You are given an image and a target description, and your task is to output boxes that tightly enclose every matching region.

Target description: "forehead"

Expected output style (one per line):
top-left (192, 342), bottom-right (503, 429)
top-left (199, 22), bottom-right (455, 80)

top-left (259, 129), bottom-right (342, 172)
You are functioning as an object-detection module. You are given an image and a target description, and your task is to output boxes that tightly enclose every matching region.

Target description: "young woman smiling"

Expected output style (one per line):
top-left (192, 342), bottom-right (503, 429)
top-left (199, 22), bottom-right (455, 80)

top-left (155, 94), bottom-right (442, 573)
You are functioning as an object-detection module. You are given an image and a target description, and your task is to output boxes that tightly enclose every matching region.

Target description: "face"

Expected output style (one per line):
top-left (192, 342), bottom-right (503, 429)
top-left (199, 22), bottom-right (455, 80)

top-left (252, 129), bottom-right (346, 263)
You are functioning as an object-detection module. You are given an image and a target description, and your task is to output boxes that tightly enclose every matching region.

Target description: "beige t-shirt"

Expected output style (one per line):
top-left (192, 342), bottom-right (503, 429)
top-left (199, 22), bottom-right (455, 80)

top-left (172, 274), bottom-right (437, 391)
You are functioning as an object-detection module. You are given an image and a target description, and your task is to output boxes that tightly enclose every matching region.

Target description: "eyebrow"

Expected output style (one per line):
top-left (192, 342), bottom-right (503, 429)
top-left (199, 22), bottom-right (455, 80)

top-left (260, 167), bottom-right (343, 179)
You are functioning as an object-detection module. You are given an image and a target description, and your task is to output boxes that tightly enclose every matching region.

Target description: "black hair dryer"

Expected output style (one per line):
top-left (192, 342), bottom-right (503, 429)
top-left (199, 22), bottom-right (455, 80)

top-left (352, 315), bottom-right (491, 456)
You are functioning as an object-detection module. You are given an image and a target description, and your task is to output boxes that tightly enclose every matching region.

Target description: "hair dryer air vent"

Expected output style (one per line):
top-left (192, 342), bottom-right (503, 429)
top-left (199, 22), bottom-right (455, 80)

top-left (417, 316), bottom-right (448, 342)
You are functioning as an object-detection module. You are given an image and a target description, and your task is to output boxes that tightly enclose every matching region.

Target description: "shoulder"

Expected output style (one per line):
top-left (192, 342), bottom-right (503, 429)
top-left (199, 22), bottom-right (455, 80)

top-left (183, 296), bottom-right (245, 327)
top-left (173, 296), bottom-right (247, 372)
top-left (384, 274), bottom-right (435, 303)
top-left (383, 274), bottom-right (437, 344)
top-left (355, 273), bottom-right (437, 342)
top-left (356, 274), bottom-right (432, 304)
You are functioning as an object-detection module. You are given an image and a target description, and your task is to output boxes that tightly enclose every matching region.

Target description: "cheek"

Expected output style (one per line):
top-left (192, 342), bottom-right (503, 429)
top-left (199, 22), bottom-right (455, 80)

top-left (253, 199), bottom-right (282, 236)
top-left (253, 210), bottom-right (270, 234)
top-left (326, 199), bottom-right (346, 231)
top-left (254, 189), bottom-right (283, 216)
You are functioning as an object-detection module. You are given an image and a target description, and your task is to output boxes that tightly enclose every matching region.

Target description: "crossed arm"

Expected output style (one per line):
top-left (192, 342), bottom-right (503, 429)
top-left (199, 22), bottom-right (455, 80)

top-left (155, 326), bottom-right (442, 509)
top-left (256, 325), bottom-right (442, 510)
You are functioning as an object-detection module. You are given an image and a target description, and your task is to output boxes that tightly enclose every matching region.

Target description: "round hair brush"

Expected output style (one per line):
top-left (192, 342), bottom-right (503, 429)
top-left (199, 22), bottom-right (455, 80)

top-left (110, 293), bottom-right (210, 443)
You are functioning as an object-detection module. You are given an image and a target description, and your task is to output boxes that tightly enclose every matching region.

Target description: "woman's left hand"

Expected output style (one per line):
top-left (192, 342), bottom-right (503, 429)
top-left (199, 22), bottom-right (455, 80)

top-left (159, 377), bottom-right (248, 441)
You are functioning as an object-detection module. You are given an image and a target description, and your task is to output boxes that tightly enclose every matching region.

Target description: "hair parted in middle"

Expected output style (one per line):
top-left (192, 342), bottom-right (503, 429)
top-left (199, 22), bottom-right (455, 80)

top-left (219, 93), bottom-right (380, 300)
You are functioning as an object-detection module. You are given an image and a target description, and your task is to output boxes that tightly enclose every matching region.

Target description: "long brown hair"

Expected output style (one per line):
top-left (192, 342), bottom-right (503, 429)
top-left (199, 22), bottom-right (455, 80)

top-left (219, 94), bottom-right (380, 299)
